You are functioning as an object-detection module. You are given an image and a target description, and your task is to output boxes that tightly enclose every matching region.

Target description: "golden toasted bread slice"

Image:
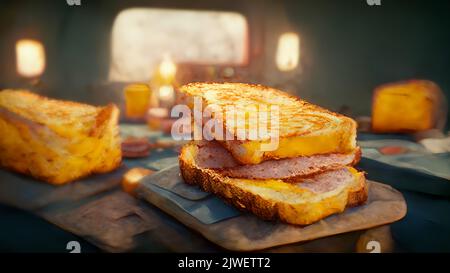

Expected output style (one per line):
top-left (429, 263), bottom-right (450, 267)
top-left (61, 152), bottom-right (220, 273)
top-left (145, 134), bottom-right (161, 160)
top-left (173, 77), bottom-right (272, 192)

top-left (179, 83), bottom-right (357, 164)
top-left (180, 143), bottom-right (368, 226)
top-left (0, 90), bottom-right (122, 184)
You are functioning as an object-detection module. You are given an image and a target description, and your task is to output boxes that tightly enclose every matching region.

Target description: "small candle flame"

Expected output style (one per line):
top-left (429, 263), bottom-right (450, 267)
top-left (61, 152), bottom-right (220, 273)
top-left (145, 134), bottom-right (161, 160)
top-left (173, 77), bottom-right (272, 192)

top-left (159, 54), bottom-right (177, 79)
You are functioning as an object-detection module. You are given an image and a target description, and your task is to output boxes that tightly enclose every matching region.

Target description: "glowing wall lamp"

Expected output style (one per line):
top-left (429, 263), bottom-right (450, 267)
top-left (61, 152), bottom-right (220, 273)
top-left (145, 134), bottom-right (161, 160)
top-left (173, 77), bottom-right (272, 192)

top-left (276, 32), bottom-right (300, 72)
top-left (16, 39), bottom-right (46, 78)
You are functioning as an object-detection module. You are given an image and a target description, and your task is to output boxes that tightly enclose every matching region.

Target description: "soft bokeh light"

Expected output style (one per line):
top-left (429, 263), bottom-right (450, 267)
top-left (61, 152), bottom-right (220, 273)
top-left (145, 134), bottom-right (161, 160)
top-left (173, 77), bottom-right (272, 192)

top-left (159, 85), bottom-right (175, 100)
top-left (276, 32), bottom-right (300, 72)
top-left (159, 54), bottom-right (177, 80)
top-left (16, 39), bottom-right (46, 77)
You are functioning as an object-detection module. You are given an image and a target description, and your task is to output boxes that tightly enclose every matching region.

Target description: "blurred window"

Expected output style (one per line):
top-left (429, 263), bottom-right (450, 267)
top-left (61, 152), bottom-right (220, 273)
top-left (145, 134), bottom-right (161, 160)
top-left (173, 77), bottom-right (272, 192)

top-left (109, 8), bottom-right (248, 82)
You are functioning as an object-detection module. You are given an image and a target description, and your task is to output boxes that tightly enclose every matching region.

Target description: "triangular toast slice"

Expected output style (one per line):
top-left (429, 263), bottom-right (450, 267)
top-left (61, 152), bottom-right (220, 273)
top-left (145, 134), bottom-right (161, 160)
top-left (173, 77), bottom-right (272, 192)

top-left (179, 83), bottom-right (357, 165)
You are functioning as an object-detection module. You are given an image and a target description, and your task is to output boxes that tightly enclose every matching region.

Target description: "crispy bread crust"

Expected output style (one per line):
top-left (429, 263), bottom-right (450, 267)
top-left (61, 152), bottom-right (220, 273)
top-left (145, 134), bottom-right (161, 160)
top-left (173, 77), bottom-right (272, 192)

top-left (347, 174), bottom-right (369, 208)
top-left (180, 82), bottom-right (358, 137)
top-left (179, 144), bottom-right (368, 226)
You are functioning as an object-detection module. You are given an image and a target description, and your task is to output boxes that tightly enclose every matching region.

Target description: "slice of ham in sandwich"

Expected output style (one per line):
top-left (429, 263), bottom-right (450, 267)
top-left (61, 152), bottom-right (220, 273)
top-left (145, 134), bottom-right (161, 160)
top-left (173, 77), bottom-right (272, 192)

top-left (192, 141), bottom-right (361, 182)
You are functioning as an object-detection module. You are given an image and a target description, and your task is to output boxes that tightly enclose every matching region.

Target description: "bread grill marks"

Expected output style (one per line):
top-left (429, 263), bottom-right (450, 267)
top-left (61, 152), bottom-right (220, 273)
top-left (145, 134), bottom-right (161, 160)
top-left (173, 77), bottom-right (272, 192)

top-left (192, 141), bottom-right (361, 181)
top-left (179, 82), bottom-right (358, 165)
top-left (179, 82), bottom-right (356, 138)
top-left (179, 143), bottom-right (368, 225)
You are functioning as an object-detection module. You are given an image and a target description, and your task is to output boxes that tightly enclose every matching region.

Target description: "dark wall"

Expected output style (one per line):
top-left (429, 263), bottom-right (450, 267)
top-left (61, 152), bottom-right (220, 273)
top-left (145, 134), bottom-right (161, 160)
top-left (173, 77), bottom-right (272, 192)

top-left (0, 0), bottom-right (448, 128)
top-left (284, 0), bottom-right (450, 125)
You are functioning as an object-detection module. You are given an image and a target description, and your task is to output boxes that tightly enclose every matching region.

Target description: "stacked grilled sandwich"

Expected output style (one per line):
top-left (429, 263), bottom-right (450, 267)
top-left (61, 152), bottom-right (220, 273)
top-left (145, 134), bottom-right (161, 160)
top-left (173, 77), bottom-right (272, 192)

top-left (178, 83), bottom-right (367, 225)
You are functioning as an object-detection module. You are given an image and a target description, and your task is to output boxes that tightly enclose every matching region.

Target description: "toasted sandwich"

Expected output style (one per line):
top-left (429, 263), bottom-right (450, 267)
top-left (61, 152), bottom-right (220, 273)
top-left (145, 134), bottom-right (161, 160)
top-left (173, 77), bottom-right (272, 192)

top-left (0, 90), bottom-right (122, 185)
top-left (179, 83), bottom-right (367, 225)
top-left (179, 82), bottom-right (357, 165)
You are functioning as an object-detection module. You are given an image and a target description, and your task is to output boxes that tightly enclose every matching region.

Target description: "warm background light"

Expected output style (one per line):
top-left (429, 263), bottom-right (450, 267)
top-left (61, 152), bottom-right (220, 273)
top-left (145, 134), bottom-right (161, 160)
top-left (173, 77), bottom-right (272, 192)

top-left (276, 32), bottom-right (300, 72)
top-left (159, 85), bottom-right (174, 99)
top-left (16, 39), bottom-right (46, 78)
top-left (159, 55), bottom-right (177, 80)
top-left (158, 85), bottom-right (175, 108)
top-left (151, 55), bottom-right (177, 108)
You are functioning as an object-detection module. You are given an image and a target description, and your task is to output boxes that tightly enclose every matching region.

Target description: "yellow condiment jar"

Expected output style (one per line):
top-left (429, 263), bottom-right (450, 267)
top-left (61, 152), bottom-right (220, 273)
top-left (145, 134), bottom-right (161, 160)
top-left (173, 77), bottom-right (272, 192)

top-left (124, 83), bottom-right (151, 119)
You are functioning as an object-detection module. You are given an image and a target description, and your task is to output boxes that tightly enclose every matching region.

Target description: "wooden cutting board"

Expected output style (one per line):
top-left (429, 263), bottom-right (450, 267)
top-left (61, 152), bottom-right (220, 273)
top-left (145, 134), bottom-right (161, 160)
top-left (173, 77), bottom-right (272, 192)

top-left (136, 165), bottom-right (407, 251)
